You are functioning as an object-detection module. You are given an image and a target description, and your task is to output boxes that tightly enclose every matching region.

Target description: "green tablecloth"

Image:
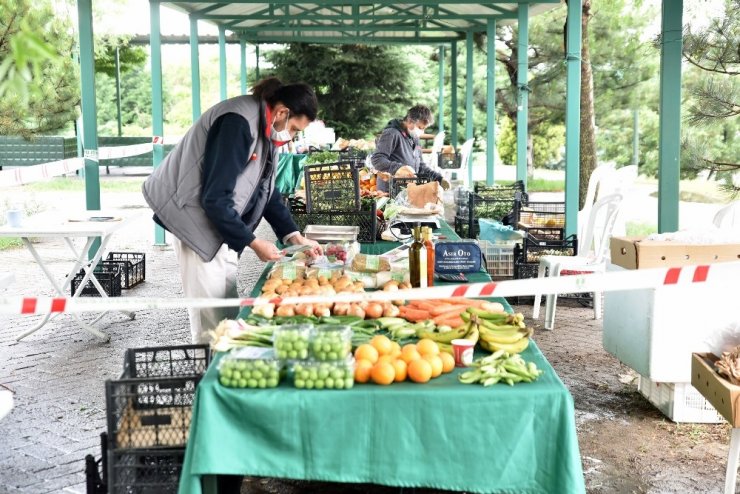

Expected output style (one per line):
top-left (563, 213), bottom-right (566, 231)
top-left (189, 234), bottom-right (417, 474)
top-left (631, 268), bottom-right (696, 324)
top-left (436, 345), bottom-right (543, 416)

top-left (178, 220), bottom-right (584, 494)
top-left (276, 153), bottom-right (307, 196)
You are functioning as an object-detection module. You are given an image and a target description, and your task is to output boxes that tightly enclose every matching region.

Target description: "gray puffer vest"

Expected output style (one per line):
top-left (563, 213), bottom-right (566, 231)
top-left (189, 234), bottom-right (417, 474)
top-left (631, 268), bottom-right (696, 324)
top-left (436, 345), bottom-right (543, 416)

top-left (142, 95), bottom-right (276, 262)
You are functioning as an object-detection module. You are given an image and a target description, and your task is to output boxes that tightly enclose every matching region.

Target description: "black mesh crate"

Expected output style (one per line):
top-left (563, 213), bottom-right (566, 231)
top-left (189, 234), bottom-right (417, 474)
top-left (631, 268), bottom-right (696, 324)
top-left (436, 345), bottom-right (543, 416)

top-left (514, 234), bottom-right (578, 265)
top-left (474, 180), bottom-right (526, 196)
top-left (106, 252), bottom-right (146, 289)
top-left (291, 200), bottom-right (381, 243)
top-left (106, 345), bottom-right (209, 451)
top-left (459, 190), bottom-right (526, 239)
top-left (337, 147), bottom-right (368, 168)
top-left (389, 176), bottom-right (432, 199)
top-left (454, 214), bottom-right (471, 239)
top-left (71, 262), bottom-right (122, 297)
top-left (514, 200), bottom-right (566, 241)
top-left (304, 161), bottom-right (360, 212)
top-left (514, 261), bottom-right (540, 280)
top-left (108, 448), bottom-right (184, 494)
top-left (437, 152), bottom-right (461, 169)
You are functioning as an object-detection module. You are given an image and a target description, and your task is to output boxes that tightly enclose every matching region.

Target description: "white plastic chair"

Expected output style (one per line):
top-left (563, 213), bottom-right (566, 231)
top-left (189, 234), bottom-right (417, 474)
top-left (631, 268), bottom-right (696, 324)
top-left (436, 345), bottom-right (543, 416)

top-left (425, 131), bottom-right (446, 169)
top-left (532, 193), bottom-right (624, 330)
top-left (577, 163), bottom-right (615, 242)
top-left (714, 201), bottom-right (740, 229)
top-left (453, 138), bottom-right (475, 186)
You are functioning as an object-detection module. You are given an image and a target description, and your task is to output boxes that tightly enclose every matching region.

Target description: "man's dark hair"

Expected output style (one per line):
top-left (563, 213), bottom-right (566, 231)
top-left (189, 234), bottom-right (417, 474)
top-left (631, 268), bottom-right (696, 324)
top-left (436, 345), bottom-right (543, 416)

top-left (405, 105), bottom-right (433, 126)
top-left (252, 77), bottom-right (319, 121)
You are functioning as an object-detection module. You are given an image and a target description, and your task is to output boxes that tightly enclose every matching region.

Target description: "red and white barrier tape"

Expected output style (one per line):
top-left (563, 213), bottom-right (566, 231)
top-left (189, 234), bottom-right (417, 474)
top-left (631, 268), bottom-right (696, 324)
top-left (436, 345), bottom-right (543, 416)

top-left (0, 261), bottom-right (737, 316)
top-left (97, 143), bottom-right (154, 160)
top-left (0, 158), bottom-right (85, 188)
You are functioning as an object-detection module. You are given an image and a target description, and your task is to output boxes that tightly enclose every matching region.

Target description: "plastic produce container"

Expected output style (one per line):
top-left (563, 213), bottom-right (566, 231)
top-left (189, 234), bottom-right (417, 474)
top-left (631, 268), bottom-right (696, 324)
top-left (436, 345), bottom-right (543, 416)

top-left (217, 348), bottom-right (282, 389)
top-left (310, 324), bottom-right (352, 361)
top-left (292, 358), bottom-right (355, 390)
top-left (273, 324), bottom-right (312, 360)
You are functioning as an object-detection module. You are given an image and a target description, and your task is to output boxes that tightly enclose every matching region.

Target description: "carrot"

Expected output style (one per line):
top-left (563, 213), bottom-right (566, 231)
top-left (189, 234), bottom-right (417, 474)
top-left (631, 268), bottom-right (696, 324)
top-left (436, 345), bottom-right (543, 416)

top-left (406, 300), bottom-right (437, 313)
top-left (435, 315), bottom-right (465, 328)
top-left (432, 309), bottom-right (466, 325)
top-left (429, 304), bottom-right (469, 317)
top-left (398, 306), bottom-right (432, 322)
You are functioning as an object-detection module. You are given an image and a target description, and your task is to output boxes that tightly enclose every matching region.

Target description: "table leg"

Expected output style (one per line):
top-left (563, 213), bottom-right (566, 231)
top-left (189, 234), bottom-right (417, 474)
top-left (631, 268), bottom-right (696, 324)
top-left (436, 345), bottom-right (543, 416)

top-left (725, 428), bottom-right (740, 494)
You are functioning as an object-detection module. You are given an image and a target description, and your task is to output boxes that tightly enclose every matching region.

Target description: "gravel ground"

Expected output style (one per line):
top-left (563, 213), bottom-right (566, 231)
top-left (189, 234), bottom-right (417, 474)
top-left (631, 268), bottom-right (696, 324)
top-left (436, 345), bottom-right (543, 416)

top-left (0, 171), bottom-right (733, 493)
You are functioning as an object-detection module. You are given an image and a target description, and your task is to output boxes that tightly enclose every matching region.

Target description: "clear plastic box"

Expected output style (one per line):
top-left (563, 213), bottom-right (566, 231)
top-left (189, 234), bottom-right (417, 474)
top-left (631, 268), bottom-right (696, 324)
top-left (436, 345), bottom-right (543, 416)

top-left (291, 358), bottom-right (355, 390)
top-left (273, 324), bottom-right (312, 360)
top-left (310, 324), bottom-right (352, 361)
top-left (217, 348), bottom-right (282, 389)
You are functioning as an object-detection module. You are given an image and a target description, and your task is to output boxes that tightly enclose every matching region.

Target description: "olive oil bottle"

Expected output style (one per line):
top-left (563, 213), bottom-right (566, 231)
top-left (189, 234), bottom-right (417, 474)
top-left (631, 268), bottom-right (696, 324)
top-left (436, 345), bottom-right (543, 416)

top-left (409, 224), bottom-right (427, 288)
top-left (423, 227), bottom-right (435, 287)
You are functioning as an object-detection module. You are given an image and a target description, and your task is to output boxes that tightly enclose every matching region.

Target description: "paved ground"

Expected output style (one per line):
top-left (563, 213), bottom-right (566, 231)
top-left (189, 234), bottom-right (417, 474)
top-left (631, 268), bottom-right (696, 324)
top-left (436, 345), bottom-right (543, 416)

top-left (0, 172), bottom-right (733, 493)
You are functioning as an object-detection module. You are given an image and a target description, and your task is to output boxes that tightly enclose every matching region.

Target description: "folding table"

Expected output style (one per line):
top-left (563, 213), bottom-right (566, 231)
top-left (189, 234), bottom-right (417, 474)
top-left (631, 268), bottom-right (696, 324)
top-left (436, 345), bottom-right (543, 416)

top-left (0, 209), bottom-right (144, 342)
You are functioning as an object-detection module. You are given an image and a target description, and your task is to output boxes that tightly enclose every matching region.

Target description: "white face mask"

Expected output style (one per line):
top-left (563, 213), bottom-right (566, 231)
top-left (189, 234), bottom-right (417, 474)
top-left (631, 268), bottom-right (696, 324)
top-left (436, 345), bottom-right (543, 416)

top-left (271, 111), bottom-right (292, 142)
top-left (411, 127), bottom-right (425, 138)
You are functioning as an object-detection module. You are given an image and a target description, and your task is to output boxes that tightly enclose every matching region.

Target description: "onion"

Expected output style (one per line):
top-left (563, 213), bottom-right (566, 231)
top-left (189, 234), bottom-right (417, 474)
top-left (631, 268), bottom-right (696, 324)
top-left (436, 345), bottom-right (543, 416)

top-left (383, 283), bottom-right (399, 292)
top-left (314, 305), bottom-right (331, 318)
top-left (275, 305), bottom-right (296, 317)
top-left (347, 304), bottom-right (366, 319)
top-left (365, 303), bottom-right (383, 319)
top-left (295, 303), bottom-right (314, 317)
top-left (383, 304), bottom-right (401, 318)
top-left (332, 303), bottom-right (349, 316)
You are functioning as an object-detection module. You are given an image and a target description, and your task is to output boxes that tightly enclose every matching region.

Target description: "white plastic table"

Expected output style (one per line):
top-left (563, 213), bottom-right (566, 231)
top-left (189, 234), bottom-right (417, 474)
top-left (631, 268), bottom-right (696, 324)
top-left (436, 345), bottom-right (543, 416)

top-left (0, 209), bottom-right (143, 342)
top-left (0, 388), bottom-right (12, 422)
top-left (0, 272), bottom-right (14, 290)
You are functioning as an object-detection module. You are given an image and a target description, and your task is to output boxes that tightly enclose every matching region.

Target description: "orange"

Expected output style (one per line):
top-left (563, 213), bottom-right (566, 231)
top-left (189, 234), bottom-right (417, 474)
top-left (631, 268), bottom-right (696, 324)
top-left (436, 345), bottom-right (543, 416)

top-left (354, 359), bottom-right (374, 383)
top-left (407, 359), bottom-right (433, 383)
top-left (422, 354), bottom-right (443, 378)
top-left (392, 359), bottom-right (407, 382)
top-left (355, 344), bottom-right (379, 364)
top-left (377, 355), bottom-right (396, 365)
top-left (390, 341), bottom-right (402, 358)
top-left (370, 362), bottom-right (396, 385)
top-left (400, 344), bottom-right (422, 364)
top-left (416, 338), bottom-right (440, 356)
top-left (439, 352), bottom-right (456, 373)
top-left (370, 335), bottom-right (394, 356)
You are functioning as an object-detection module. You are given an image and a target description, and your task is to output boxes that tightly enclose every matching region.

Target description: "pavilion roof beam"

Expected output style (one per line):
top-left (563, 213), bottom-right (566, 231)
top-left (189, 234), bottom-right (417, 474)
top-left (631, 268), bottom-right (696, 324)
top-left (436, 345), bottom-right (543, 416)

top-left (203, 12), bottom-right (501, 21)
top-left (239, 34), bottom-right (464, 44)
top-left (169, 0), bottom-right (559, 5)
top-left (234, 24), bottom-right (470, 32)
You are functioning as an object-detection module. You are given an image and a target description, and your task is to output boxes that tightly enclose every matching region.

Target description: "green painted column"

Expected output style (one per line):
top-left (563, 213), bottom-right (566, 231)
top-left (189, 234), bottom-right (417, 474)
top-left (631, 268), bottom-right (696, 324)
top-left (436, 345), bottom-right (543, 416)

top-left (218, 25), bottom-right (227, 101)
top-left (465, 31), bottom-right (474, 186)
top-left (564, 0), bottom-right (582, 238)
top-left (438, 45), bottom-right (445, 132)
top-left (77, 0), bottom-right (101, 256)
top-left (150, 0), bottom-right (166, 246)
top-left (486, 19), bottom-right (496, 186)
top-left (189, 16), bottom-right (201, 122)
top-left (114, 46), bottom-right (122, 137)
top-left (240, 38), bottom-right (248, 95)
top-left (516, 4), bottom-right (529, 187)
top-left (658, 0), bottom-right (683, 233)
top-left (450, 40), bottom-right (458, 148)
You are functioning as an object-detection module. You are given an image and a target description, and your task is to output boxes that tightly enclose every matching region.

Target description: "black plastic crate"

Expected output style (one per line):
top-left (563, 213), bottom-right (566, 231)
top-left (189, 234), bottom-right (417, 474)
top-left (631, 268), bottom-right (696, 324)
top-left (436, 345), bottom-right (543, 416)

top-left (85, 433), bottom-right (108, 494)
top-left (304, 161), bottom-right (360, 212)
top-left (454, 214), bottom-right (471, 239)
top-left (438, 152), bottom-right (461, 169)
top-left (71, 262), bottom-right (122, 297)
top-left (337, 147), bottom-right (368, 168)
top-left (106, 252), bottom-right (146, 289)
top-left (514, 261), bottom-right (540, 280)
top-left (108, 448), bottom-right (184, 494)
top-left (514, 234), bottom-right (578, 265)
top-left (106, 345), bottom-right (209, 451)
top-left (389, 176), bottom-right (432, 199)
top-left (514, 200), bottom-right (566, 240)
top-left (457, 190), bottom-right (526, 239)
top-left (474, 180), bottom-right (526, 196)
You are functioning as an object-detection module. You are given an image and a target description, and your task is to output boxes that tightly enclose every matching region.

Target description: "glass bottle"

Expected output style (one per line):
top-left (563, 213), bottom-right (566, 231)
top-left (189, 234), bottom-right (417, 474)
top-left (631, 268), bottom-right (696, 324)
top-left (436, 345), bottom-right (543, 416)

top-left (423, 227), bottom-right (435, 287)
top-left (409, 225), bottom-right (427, 288)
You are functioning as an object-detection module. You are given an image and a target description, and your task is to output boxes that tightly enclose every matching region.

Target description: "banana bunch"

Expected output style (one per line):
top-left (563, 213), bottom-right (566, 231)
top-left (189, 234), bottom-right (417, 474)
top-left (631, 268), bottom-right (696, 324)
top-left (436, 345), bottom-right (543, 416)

top-left (462, 307), bottom-right (532, 355)
top-left (458, 350), bottom-right (543, 386)
top-left (437, 321), bottom-right (479, 355)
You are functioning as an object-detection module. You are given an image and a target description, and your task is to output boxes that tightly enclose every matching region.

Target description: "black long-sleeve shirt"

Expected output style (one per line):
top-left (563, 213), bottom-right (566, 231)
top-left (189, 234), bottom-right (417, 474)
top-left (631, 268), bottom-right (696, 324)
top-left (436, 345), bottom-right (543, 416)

top-left (155, 112), bottom-right (299, 252)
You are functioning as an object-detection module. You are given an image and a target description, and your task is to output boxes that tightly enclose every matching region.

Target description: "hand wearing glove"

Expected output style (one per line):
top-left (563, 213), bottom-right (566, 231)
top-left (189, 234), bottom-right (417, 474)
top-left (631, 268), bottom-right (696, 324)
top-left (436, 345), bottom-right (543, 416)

top-left (440, 178), bottom-right (451, 190)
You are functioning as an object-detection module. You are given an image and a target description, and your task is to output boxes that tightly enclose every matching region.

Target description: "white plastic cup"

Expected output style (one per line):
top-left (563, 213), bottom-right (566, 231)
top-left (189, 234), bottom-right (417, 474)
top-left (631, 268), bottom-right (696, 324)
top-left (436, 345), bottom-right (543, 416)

top-left (451, 339), bottom-right (475, 367)
top-left (5, 209), bottom-right (23, 228)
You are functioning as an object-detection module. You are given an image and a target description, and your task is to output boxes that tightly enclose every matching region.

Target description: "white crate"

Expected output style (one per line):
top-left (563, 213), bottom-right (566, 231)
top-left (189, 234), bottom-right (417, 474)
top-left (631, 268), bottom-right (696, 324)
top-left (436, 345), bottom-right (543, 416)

top-left (637, 375), bottom-right (724, 423)
top-left (478, 240), bottom-right (516, 279)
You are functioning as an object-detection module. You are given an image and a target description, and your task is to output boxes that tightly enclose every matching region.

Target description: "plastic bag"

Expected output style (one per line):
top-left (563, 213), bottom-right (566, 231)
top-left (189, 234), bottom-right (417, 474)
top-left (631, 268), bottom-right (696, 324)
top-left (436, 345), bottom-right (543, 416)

top-left (478, 218), bottom-right (524, 243)
top-left (705, 322), bottom-right (740, 356)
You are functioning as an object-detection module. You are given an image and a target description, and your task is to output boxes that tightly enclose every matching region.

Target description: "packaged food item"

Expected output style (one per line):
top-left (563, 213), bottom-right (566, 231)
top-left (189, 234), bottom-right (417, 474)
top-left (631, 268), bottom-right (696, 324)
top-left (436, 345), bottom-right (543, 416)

top-left (323, 241), bottom-right (360, 264)
top-left (304, 265), bottom-right (344, 281)
top-left (218, 347), bottom-right (282, 389)
top-left (351, 253), bottom-right (390, 273)
top-left (273, 324), bottom-right (312, 360)
top-left (291, 358), bottom-right (356, 390)
top-left (310, 325), bottom-right (352, 361)
top-left (268, 261), bottom-right (306, 280)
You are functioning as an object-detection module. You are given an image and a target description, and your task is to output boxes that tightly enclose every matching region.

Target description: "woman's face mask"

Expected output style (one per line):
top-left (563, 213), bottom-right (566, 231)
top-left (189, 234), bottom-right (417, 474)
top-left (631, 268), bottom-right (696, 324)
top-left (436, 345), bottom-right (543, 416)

top-left (410, 127), bottom-right (425, 138)
top-left (271, 110), bottom-right (293, 143)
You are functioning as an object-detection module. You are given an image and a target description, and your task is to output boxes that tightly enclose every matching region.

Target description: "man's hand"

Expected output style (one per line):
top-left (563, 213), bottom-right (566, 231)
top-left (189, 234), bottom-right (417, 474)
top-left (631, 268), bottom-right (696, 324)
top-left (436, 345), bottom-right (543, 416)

top-left (249, 238), bottom-right (283, 262)
top-left (394, 165), bottom-right (417, 178)
top-left (288, 234), bottom-right (323, 258)
top-left (440, 178), bottom-right (451, 190)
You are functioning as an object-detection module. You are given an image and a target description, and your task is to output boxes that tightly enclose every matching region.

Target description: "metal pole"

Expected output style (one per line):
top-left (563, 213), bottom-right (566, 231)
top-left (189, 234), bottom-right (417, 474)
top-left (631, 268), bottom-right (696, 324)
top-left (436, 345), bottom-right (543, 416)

top-left (150, 0), bottom-right (166, 246)
top-left (240, 38), bottom-right (248, 95)
top-left (77, 0), bottom-right (101, 257)
top-left (450, 40), bottom-right (458, 148)
top-left (255, 44), bottom-right (260, 79)
top-left (438, 45), bottom-right (445, 132)
top-left (658, 0), bottom-right (683, 233)
top-left (465, 30), bottom-right (474, 186)
top-left (189, 15), bottom-right (201, 121)
top-left (564, 0), bottom-right (582, 238)
top-left (114, 45), bottom-right (122, 137)
top-left (516, 4), bottom-right (529, 187)
top-left (486, 19), bottom-right (495, 186)
top-left (218, 25), bottom-right (227, 101)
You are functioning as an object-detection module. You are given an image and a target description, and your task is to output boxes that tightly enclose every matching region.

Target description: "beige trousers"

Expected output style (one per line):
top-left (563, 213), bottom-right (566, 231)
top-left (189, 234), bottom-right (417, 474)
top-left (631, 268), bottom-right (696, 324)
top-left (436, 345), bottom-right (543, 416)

top-left (172, 237), bottom-right (238, 344)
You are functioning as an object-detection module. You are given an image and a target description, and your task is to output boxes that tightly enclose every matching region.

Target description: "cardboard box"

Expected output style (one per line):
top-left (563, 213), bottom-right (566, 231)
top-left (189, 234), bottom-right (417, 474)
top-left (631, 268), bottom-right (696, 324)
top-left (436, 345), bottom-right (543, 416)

top-left (691, 353), bottom-right (740, 427)
top-left (609, 236), bottom-right (740, 270)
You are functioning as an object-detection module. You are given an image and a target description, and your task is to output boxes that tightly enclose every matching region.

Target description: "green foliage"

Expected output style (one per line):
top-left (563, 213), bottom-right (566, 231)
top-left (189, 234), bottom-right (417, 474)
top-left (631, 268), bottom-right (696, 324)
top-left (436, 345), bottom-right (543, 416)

top-left (498, 116), bottom-right (564, 167)
top-left (266, 44), bottom-right (417, 138)
top-left (0, 0), bottom-right (78, 136)
top-left (94, 36), bottom-right (148, 78)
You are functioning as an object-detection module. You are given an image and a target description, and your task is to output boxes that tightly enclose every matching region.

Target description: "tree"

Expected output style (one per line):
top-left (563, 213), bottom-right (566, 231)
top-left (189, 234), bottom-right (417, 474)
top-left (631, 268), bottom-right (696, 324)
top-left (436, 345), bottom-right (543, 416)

top-left (681, 0), bottom-right (739, 196)
top-left (267, 43), bottom-right (419, 138)
top-left (577, 0), bottom-right (597, 210)
top-left (94, 35), bottom-right (147, 78)
top-left (0, 0), bottom-right (78, 136)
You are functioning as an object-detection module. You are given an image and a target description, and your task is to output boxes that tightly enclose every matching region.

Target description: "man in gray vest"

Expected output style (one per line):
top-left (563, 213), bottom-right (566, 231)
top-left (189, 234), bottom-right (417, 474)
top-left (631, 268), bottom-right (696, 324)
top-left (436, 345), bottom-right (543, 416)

top-left (143, 78), bottom-right (321, 344)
